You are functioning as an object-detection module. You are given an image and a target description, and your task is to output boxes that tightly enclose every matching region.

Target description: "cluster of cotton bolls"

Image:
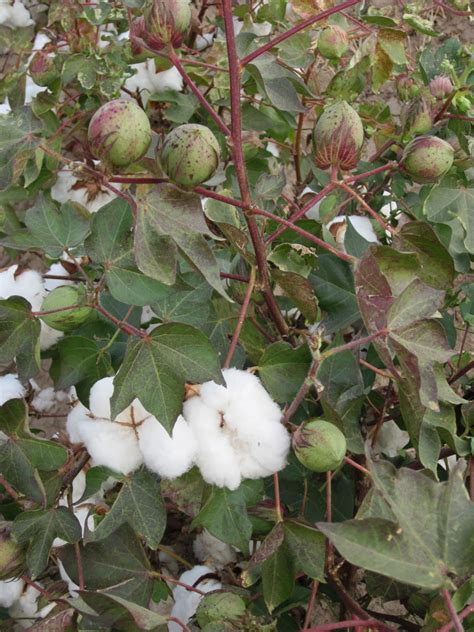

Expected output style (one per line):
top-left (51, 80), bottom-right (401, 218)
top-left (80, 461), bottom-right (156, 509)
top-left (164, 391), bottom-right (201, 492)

top-left (0, 578), bottom-right (55, 628)
top-left (66, 369), bottom-right (290, 490)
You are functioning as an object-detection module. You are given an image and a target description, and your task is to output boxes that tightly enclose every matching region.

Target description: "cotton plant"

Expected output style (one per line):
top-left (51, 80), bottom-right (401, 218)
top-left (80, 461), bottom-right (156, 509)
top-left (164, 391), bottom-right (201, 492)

top-left (193, 529), bottom-right (237, 568)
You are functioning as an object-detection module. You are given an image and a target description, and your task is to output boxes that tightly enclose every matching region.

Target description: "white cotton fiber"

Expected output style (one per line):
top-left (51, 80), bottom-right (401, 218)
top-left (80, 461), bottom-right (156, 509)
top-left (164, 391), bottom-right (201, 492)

top-left (0, 1), bottom-right (33, 29)
top-left (31, 386), bottom-right (72, 413)
top-left (193, 530), bottom-right (237, 567)
top-left (168, 565), bottom-right (221, 632)
top-left (0, 579), bottom-right (25, 608)
top-left (183, 369), bottom-right (290, 490)
top-left (51, 169), bottom-right (119, 213)
top-left (138, 415), bottom-right (197, 479)
top-left (0, 374), bottom-right (25, 406)
top-left (124, 61), bottom-right (183, 104)
top-left (9, 583), bottom-right (55, 627)
top-left (43, 262), bottom-right (74, 292)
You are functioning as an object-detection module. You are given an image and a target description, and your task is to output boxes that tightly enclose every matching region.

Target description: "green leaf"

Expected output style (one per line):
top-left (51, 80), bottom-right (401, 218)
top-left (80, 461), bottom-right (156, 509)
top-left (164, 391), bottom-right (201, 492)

top-left (78, 591), bottom-right (167, 629)
top-left (272, 269), bottom-right (319, 323)
top-left (13, 507), bottom-right (81, 577)
top-left (151, 275), bottom-right (213, 327)
top-left (135, 184), bottom-right (227, 297)
top-left (84, 198), bottom-right (133, 264)
top-left (18, 438), bottom-right (68, 471)
top-left (192, 484), bottom-right (254, 554)
top-left (0, 107), bottom-right (42, 191)
top-left (0, 296), bottom-right (41, 380)
top-left (59, 525), bottom-right (153, 604)
top-left (396, 221), bottom-right (455, 290)
top-left (424, 186), bottom-right (474, 254)
top-left (111, 323), bottom-right (222, 431)
top-left (283, 521), bottom-right (325, 581)
top-left (310, 255), bottom-right (360, 334)
top-left (161, 467), bottom-right (205, 518)
top-left (317, 349), bottom-right (365, 453)
top-left (24, 196), bottom-right (90, 257)
top-left (377, 29), bottom-right (407, 65)
top-left (0, 398), bottom-right (28, 435)
top-left (261, 541), bottom-right (295, 612)
top-left (403, 13), bottom-right (439, 37)
top-left (50, 336), bottom-right (113, 391)
top-left (318, 459), bottom-right (474, 590)
top-left (258, 342), bottom-right (311, 404)
top-left (268, 242), bottom-right (316, 278)
top-left (0, 439), bottom-right (45, 504)
top-left (90, 470), bottom-right (166, 549)
top-left (247, 55), bottom-right (305, 113)
top-left (387, 279), bottom-right (445, 330)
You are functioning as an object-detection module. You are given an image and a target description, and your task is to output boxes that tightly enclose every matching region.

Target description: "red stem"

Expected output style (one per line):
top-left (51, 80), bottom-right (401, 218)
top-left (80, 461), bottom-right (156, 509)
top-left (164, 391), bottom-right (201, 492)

top-left (95, 304), bottom-right (146, 338)
top-left (221, 0), bottom-right (288, 336)
top-left (439, 605), bottom-right (474, 632)
top-left (321, 329), bottom-right (389, 359)
top-left (303, 580), bottom-right (320, 629)
top-left (266, 182), bottom-right (335, 244)
top-left (168, 47), bottom-right (231, 136)
top-left (336, 181), bottom-right (391, 233)
top-left (441, 589), bottom-right (464, 632)
top-left (240, 0), bottom-right (362, 66)
top-left (223, 268), bottom-right (256, 368)
top-left (344, 456), bottom-right (370, 476)
top-left (344, 162), bottom-right (398, 184)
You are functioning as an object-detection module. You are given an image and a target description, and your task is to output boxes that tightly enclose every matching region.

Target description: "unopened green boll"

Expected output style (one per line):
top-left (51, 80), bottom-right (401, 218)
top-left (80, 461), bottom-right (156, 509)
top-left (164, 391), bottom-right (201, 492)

top-left (40, 285), bottom-right (93, 332)
top-left (400, 136), bottom-right (454, 183)
top-left (143, 0), bottom-right (191, 51)
top-left (160, 124), bottom-right (221, 187)
top-left (88, 99), bottom-right (151, 168)
top-left (0, 534), bottom-right (24, 580)
top-left (313, 101), bottom-right (364, 171)
top-left (293, 419), bottom-right (347, 472)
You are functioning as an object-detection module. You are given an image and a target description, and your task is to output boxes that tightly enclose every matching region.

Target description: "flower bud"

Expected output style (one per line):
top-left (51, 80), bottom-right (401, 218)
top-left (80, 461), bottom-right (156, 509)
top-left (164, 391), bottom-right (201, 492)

top-left (143, 0), bottom-right (191, 51)
top-left (160, 124), bottom-right (221, 187)
top-left (429, 75), bottom-right (453, 99)
top-left (293, 419), bottom-right (346, 472)
top-left (401, 95), bottom-right (432, 136)
top-left (197, 593), bottom-right (246, 627)
top-left (88, 99), bottom-right (151, 168)
top-left (400, 135), bottom-right (454, 183)
top-left (312, 101), bottom-right (364, 171)
top-left (40, 285), bottom-right (93, 332)
top-left (29, 51), bottom-right (58, 87)
top-left (396, 74), bottom-right (419, 102)
top-left (0, 533), bottom-right (24, 580)
top-left (317, 25), bottom-right (348, 60)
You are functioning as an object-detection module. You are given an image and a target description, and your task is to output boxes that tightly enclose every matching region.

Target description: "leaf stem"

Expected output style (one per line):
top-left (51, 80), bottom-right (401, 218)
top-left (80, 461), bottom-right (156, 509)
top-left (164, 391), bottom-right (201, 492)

top-left (240, 0), bottom-right (362, 66)
top-left (168, 47), bottom-right (231, 136)
top-left (95, 304), bottom-right (147, 338)
top-left (344, 162), bottom-right (398, 184)
top-left (273, 471), bottom-right (284, 522)
top-left (223, 267), bottom-right (256, 368)
top-left (441, 589), bottom-right (464, 632)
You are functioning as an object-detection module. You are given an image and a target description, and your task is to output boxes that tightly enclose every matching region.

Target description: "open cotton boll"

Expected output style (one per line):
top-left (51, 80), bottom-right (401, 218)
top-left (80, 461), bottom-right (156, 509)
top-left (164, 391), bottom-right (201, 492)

top-left (183, 369), bottom-right (290, 490)
top-left (9, 584), bottom-right (55, 628)
top-left (327, 216), bottom-right (379, 248)
top-left (195, 32), bottom-right (215, 50)
top-left (31, 386), bottom-right (72, 413)
top-left (299, 187), bottom-right (321, 220)
top-left (0, 579), bottom-right (25, 608)
top-left (66, 377), bottom-right (144, 475)
top-left (168, 565), bottom-right (221, 632)
top-left (138, 415), bottom-right (197, 479)
top-left (124, 61), bottom-right (183, 104)
top-left (51, 169), bottom-right (119, 213)
top-left (193, 530), bottom-right (237, 568)
top-left (0, 374), bottom-right (25, 406)
top-left (0, 1), bottom-right (33, 28)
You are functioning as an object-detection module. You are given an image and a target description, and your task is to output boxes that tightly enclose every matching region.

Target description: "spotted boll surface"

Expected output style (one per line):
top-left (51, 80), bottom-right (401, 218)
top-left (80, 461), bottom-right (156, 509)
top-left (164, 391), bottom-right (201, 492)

top-left (400, 135), bottom-right (454, 183)
top-left (143, 0), bottom-right (191, 51)
top-left (160, 124), bottom-right (221, 187)
top-left (312, 101), bottom-right (364, 171)
top-left (88, 99), bottom-right (151, 168)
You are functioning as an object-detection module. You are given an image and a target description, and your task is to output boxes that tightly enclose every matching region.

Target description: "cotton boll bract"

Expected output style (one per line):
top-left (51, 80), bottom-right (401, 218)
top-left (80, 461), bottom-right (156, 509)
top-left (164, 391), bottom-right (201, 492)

top-left (0, 374), bottom-right (25, 406)
top-left (193, 530), bottom-right (237, 568)
top-left (183, 369), bottom-right (290, 490)
top-left (138, 415), bottom-right (197, 479)
top-left (168, 565), bottom-right (221, 632)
